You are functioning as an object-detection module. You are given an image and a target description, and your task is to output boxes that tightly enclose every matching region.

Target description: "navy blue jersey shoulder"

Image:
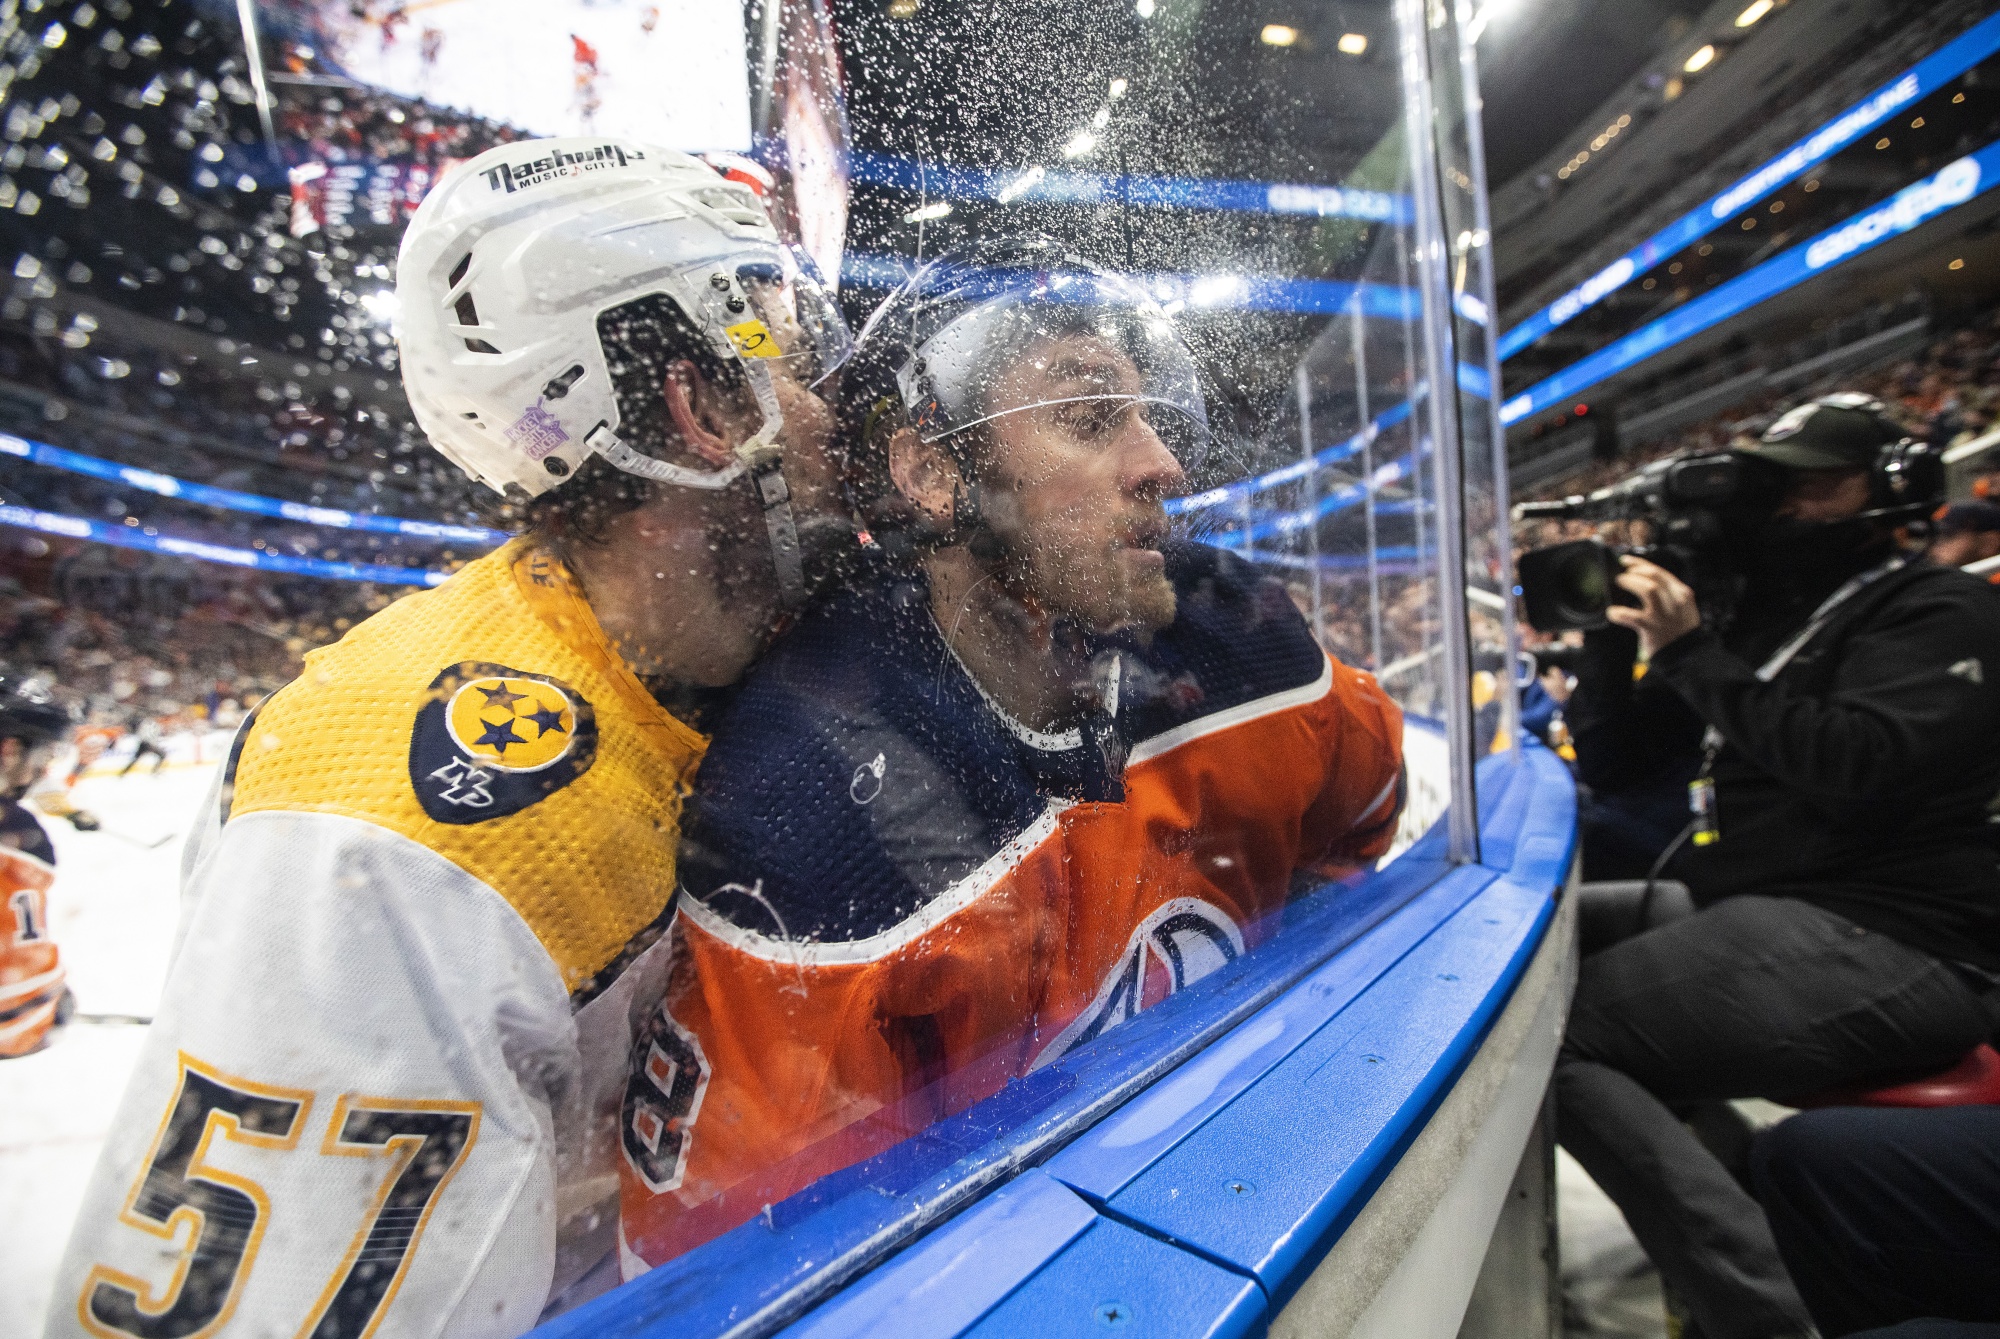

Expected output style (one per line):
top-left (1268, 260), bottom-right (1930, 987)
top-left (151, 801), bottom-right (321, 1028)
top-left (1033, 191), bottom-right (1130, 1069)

top-left (678, 575), bottom-right (1102, 945)
top-left (1110, 541), bottom-right (1328, 747)
top-left (680, 544), bottom-right (1330, 946)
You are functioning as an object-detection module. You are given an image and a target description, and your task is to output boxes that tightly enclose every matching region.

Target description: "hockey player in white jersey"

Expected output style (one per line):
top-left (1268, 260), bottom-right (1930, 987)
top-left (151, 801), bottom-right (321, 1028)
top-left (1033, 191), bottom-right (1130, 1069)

top-left (46, 138), bottom-right (853, 1338)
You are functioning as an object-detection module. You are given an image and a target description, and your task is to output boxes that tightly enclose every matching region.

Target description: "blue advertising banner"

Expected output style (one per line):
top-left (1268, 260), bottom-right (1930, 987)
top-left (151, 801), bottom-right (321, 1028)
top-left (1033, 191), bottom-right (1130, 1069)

top-left (1499, 141), bottom-right (1999, 426)
top-left (0, 504), bottom-right (449, 586)
top-left (848, 151), bottom-right (1413, 224)
top-left (0, 431), bottom-right (507, 544)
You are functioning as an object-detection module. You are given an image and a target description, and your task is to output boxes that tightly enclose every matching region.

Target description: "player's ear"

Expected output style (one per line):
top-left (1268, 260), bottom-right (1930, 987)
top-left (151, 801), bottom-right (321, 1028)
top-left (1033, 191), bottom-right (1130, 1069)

top-left (887, 427), bottom-right (960, 533)
top-left (660, 359), bottom-right (742, 467)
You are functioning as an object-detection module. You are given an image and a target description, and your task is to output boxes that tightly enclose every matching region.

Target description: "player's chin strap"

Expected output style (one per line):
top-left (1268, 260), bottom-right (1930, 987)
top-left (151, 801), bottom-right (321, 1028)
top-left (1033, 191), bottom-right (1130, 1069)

top-left (747, 453), bottom-right (807, 611)
top-left (583, 412), bottom-right (809, 613)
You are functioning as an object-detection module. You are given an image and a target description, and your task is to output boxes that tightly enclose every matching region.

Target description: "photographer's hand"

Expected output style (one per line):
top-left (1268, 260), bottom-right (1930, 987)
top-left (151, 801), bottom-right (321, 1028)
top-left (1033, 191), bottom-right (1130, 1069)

top-left (1607, 556), bottom-right (1701, 658)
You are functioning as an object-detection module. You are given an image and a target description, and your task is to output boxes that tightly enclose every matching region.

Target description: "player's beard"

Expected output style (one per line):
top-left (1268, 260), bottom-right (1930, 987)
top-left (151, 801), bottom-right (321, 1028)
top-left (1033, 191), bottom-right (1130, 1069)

top-left (994, 506), bottom-right (1177, 635)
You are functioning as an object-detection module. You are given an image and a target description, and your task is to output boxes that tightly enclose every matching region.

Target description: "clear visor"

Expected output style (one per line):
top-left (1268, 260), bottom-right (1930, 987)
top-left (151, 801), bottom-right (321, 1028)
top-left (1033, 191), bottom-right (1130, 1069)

top-left (683, 242), bottom-right (853, 393)
top-left (893, 276), bottom-right (1210, 470)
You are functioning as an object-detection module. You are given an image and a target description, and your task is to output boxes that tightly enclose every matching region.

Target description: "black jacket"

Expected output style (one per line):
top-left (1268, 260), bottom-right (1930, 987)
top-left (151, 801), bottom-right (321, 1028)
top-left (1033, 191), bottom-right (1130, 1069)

top-left (1646, 560), bottom-right (2000, 971)
top-left (1566, 624), bottom-right (1703, 801)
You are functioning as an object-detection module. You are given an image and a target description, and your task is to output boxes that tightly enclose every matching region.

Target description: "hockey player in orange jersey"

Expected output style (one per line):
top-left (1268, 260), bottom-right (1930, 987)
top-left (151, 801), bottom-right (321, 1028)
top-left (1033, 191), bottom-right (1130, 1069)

top-left (0, 679), bottom-right (74, 1059)
top-left (618, 240), bottom-right (1404, 1269)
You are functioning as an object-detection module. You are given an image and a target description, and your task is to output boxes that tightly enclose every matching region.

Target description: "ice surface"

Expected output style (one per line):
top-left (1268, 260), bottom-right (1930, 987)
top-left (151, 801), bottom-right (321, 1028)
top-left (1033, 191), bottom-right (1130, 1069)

top-left (0, 761), bottom-right (216, 1337)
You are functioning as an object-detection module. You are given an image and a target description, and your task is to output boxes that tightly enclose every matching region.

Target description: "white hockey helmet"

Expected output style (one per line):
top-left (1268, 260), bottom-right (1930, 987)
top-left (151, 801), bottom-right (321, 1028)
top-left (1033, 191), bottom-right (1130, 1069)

top-left (396, 136), bottom-right (851, 504)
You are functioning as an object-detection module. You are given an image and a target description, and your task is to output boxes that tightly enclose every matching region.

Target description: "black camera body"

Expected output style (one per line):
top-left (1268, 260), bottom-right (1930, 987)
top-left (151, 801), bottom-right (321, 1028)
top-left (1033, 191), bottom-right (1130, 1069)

top-left (1514, 452), bottom-right (1782, 633)
top-left (1513, 432), bottom-right (1948, 633)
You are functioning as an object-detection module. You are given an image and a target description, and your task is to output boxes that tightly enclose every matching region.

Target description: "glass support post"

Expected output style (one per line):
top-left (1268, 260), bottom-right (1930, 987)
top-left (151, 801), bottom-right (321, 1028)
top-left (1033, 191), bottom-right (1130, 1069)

top-left (1350, 292), bottom-right (1383, 672)
top-left (1393, 225), bottom-right (1427, 625)
top-left (1397, 0), bottom-right (1480, 864)
top-left (1453, 1), bottom-right (1522, 760)
top-left (1295, 362), bottom-right (1323, 640)
top-left (234, 0), bottom-right (276, 148)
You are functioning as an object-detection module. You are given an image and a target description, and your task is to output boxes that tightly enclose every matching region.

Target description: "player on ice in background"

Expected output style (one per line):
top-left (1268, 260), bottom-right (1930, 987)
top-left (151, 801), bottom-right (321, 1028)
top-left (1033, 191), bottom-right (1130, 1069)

top-left (22, 718), bottom-right (118, 834)
top-left (0, 678), bottom-right (74, 1058)
top-left (48, 138), bottom-right (854, 1337)
top-left (116, 712), bottom-right (167, 777)
top-left (618, 240), bottom-right (1406, 1269)
top-left (24, 768), bottom-right (100, 833)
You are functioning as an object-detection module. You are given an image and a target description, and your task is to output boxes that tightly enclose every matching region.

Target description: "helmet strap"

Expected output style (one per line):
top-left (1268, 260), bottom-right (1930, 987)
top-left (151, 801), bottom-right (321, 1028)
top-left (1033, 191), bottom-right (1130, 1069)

top-left (750, 458), bottom-right (808, 611)
top-left (588, 424), bottom-right (808, 609)
top-left (948, 477), bottom-right (1005, 562)
top-left (737, 358), bottom-right (786, 456)
top-left (585, 424), bottom-right (748, 489)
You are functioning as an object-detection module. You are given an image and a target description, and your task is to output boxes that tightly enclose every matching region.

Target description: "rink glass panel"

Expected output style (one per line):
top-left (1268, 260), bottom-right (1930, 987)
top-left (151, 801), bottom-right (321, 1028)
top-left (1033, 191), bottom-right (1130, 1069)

top-left (592, 0), bottom-right (1511, 1295)
top-left (3, 0), bottom-right (1512, 1319)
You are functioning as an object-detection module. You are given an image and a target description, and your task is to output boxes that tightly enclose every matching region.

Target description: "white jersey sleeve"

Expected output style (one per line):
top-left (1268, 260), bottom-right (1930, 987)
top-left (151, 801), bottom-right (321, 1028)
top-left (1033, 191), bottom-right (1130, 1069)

top-left (45, 807), bottom-right (585, 1339)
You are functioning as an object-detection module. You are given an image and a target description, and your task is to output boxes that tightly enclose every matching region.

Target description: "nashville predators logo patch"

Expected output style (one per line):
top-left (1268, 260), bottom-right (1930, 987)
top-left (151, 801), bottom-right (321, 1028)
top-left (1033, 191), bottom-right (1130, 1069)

top-left (409, 661), bottom-right (597, 824)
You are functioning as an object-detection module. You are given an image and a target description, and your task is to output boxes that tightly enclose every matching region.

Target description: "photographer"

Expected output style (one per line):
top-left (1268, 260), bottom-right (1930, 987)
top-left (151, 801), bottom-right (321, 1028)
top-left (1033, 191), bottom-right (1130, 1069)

top-left (1553, 394), bottom-right (2000, 1339)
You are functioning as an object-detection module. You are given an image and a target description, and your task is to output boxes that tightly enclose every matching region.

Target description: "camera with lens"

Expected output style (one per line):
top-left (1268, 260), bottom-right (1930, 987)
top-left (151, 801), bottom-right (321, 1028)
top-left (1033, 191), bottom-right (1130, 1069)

top-left (1513, 407), bottom-right (1948, 633)
top-left (1512, 452), bottom-right (1784, 633)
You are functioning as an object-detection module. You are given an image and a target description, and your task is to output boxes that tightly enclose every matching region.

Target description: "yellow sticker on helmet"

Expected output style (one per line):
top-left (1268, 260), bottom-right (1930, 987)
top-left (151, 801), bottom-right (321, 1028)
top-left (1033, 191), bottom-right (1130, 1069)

top-left (725, 319), bottom-right (783, 359)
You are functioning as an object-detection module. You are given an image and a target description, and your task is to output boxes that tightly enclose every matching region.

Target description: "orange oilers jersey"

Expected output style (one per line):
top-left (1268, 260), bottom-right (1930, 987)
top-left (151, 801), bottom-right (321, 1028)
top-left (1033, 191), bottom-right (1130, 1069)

top-left (48, 541), bottom-right (706, 1339)
top-left (0, 798), bottom-right (63, 1059)
top-left (618, 541), bottom-right (1404, 1270)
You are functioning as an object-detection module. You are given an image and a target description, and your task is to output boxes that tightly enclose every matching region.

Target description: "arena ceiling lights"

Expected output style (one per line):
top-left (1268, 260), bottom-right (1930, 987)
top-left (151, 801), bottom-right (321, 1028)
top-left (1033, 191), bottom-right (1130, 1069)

top-left (1498, 10), bottom-right (2000, 361)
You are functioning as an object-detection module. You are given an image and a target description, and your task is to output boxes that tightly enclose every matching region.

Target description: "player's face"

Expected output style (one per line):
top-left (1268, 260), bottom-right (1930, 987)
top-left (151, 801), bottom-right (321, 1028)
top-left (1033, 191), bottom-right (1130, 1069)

top-left (978, 333), bottom-right (1186, 633)
top-left (588, 306), bottom-right (844, 689)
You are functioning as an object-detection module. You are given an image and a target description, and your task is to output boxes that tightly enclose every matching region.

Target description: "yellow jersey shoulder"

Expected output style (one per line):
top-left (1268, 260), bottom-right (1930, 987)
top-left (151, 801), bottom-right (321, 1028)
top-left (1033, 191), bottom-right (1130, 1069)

top-left (226, 540), bottom-right (707, 990)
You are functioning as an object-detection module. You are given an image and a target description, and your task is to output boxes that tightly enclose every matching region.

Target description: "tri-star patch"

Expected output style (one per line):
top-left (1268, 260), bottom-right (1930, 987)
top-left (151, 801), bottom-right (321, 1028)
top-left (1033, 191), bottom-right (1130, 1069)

top-left (409, 661), bottom-right (598, 824)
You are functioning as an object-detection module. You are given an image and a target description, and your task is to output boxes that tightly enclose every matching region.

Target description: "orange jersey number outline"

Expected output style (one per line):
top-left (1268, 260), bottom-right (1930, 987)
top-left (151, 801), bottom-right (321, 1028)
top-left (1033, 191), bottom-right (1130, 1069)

top-left (294, 1095), bottom-right (480, 1339)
